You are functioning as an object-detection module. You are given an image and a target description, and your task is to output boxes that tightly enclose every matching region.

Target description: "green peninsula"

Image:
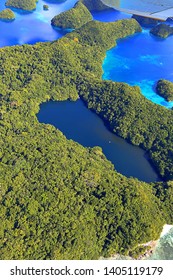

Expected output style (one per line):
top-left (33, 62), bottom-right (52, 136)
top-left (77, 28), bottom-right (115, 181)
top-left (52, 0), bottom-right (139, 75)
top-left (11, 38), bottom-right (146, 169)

top-left (156, 79), bottom-right (173, 101)
top-left (51, 2), bottom-right (92, 29)
top-left (0, 8), bottom-right (15, 20)
top-left (5, 0), bottom-right (37, 11)
top-left (0, 17), bottom-right (173, 260)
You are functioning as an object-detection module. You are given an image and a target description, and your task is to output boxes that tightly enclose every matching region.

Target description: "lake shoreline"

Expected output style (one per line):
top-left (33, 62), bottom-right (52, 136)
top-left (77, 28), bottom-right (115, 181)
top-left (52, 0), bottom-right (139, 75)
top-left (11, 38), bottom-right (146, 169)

top-left (38, 99), bottom-right (160, 183)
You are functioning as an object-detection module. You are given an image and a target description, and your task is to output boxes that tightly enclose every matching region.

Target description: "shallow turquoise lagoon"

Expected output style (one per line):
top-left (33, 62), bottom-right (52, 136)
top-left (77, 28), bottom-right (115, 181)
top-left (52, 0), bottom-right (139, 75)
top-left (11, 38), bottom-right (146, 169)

top-left (102, 28), bottom-right (173, 108)
top-left (149, 227), bottom-right (173, 260)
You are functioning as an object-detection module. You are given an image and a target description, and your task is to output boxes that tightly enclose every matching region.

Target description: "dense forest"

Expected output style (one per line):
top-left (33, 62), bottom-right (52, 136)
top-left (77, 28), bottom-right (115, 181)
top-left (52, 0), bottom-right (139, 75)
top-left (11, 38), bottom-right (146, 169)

top-left (156, 79), bottom-right (173, 101)
top-left (5, 0), bottom-right (37, 11)
top-left (150, 23), bottom-right (173, 38)
top-left (76, 76), bottom-right (173, 180)
top-left (0, 4), bottom-right (173, 259)
top-left (51, 2), bottom-right (93, 29)
top-left (0, 8), bottom-right (15, 20)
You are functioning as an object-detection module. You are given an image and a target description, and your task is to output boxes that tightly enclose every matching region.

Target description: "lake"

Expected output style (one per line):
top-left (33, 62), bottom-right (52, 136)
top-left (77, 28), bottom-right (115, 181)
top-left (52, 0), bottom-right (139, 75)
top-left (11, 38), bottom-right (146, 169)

top-left (37, 99), bottom-right (160, 182)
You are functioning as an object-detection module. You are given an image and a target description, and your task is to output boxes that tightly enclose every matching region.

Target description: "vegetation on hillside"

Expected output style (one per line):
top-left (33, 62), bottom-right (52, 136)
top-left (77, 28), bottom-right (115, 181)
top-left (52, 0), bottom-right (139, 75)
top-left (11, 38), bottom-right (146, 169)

top-left (156, 79), bottom-right (173, 101)
top-left (0, 8), bottom-right (15, 20)
top-left (5, 0), bottom-right (37, 11)
top-left (77, 76), bottom-right (173, 180)
top-left (51, 2), bottom-right (92, 29)
top-left (150, 23), bottom-right (173, 38)
top-left (0, 15), bottom-right (173, 260)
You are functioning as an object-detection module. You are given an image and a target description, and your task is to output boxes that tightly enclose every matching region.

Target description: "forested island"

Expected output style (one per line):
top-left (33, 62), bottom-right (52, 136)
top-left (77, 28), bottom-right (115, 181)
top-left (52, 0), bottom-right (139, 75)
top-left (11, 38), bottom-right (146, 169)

top-left (51, 2), bottom-right (92, 29)
top-left (5, 0), bottom-right (37, 11)
top-left (156, 79), bottom-right (173, 101)
top-left (150, 23), bottom-right (173, 38)
top-left (0, 8), bottom-right (15, 20)
top-left (43, 5), bottom-right (49, 11)
top-left (0, 2), bottom-right (173, 260)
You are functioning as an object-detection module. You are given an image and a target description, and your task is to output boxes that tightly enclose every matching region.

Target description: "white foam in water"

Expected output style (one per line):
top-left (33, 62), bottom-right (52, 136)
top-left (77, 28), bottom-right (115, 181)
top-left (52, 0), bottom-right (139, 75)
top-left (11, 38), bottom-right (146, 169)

top-left (148, 224), bottom-right (173, 259)
top-left (160, 224), bottom-right (173, 238)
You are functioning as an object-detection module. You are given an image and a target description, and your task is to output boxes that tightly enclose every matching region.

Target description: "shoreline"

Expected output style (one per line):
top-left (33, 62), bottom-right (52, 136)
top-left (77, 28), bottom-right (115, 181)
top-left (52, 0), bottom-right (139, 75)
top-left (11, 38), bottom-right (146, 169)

top-left (160, 224), bottom-right (173, 238)
top-left (137, 240), bottom-right (158, 260)
top-left (136, 224), bottom-right (173, 260)
top-left (100, 224), bottom-right (173, 260)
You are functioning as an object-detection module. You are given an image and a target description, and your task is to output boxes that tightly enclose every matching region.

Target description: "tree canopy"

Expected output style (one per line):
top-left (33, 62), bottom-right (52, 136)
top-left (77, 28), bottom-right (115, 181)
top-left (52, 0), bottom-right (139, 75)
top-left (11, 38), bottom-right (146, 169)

top-left (5, 0), bottom-right (37, 11)
top-left (51, 2), bottom-right (93, 29)
top-left (0, 17), bottom-right (173, 259)
top-left (0, 8), bottom-right (15, 20)
top-left (156, 79), bottom-right (173, 101)
top-left (150, 23), bottom-right (173, 38)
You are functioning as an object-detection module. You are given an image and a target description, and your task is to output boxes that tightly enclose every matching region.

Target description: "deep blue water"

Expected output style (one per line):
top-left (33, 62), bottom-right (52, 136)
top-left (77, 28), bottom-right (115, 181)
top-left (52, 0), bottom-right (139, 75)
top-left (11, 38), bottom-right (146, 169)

top-left (92, 9), bottom-right (131, 22)
top-left (0, 0), bottom-right (78, 46)
top-left (38, 99), bottom-right (159, 182)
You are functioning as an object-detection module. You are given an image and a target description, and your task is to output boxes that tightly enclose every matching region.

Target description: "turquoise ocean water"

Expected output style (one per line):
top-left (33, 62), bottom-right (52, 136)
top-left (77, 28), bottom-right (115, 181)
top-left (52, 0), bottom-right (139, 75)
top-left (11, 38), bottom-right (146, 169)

top-left (149, 227), bottom-right (173, 260)
top-left (102, 28), bottom-right (173, 108)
